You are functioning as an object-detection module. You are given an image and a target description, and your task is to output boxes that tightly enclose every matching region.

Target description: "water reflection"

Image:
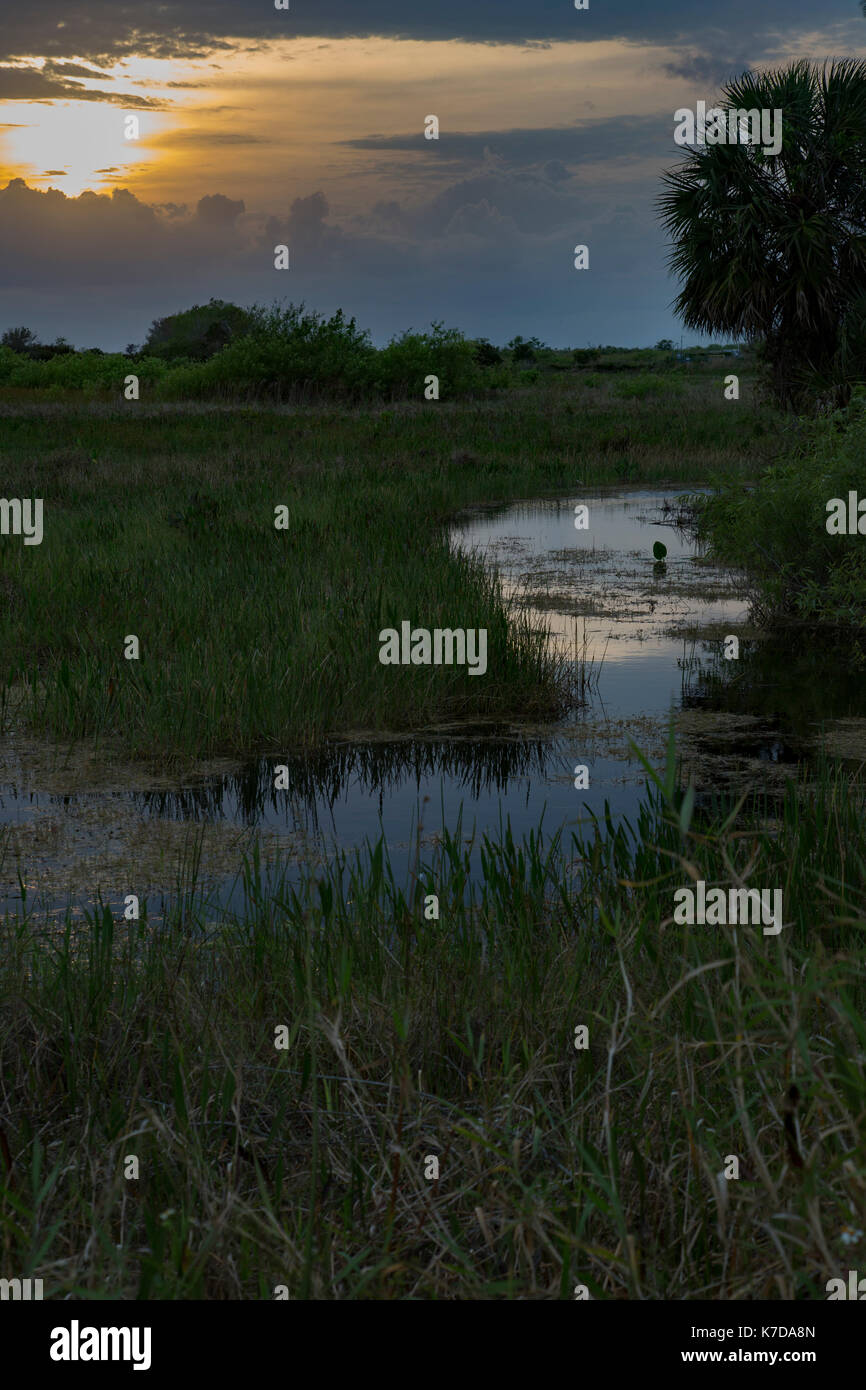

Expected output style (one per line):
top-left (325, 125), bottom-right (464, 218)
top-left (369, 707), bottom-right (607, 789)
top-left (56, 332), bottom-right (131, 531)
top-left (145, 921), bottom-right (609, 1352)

top-left (132, 734), bottom-right (553, 827)
top-left (2, 487), bottom-right (863, 912)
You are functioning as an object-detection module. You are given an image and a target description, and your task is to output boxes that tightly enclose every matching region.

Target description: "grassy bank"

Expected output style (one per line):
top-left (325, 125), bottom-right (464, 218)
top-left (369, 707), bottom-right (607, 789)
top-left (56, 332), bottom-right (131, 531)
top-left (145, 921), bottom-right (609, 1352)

top-left (0, 369), bottom-right (777, 760)
top-left (1, 752), bottom-right (863, 1299)
top-left (696, 395), bottom-right (866, 636)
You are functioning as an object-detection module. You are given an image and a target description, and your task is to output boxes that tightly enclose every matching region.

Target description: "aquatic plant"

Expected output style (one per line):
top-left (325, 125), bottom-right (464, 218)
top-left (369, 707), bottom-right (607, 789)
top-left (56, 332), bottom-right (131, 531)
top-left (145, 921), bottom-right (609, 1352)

top-left (1, 752), bottom-right (862, 1298)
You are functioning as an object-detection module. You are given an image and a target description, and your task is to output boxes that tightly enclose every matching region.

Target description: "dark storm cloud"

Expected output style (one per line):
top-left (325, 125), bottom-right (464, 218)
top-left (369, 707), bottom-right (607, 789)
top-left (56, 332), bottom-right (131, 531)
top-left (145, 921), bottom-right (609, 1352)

top-left (0, 164), bottom-right (645, 301)
top-left (0, 180), bottom-right (159, 281)
top-left (0, 1), bottom-right (860, 66)
top-left (0, 180), bottom-right (345, 291)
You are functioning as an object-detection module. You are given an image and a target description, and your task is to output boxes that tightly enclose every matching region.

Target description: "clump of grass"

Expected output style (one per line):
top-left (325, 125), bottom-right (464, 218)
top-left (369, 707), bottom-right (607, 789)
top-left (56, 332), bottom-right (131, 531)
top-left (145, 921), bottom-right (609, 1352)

top-left (1, 747), bottom-right (863, 1299)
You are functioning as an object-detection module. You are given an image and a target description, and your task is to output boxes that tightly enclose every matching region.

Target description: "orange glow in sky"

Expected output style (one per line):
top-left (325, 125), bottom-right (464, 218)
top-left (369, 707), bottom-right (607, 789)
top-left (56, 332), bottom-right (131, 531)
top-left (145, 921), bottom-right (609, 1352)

top-left (0, 39), bottom-right (678, 206)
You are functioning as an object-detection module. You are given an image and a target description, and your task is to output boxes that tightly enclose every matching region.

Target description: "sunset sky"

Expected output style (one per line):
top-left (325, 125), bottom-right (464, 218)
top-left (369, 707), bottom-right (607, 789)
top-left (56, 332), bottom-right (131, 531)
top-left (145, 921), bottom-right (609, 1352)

top-left (1, 1), bottom-right (864, 349)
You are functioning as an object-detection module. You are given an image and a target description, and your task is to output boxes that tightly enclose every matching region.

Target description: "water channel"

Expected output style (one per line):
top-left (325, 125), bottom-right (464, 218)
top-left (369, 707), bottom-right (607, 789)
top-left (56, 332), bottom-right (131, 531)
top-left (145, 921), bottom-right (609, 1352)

top-left (1, 487), bottom-right (862, 920)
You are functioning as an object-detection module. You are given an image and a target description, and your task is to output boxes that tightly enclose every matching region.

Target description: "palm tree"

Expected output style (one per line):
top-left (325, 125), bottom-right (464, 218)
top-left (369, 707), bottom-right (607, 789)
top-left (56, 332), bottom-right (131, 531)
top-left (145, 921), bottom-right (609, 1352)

top-left (658, 59), bottom-right (866, 408)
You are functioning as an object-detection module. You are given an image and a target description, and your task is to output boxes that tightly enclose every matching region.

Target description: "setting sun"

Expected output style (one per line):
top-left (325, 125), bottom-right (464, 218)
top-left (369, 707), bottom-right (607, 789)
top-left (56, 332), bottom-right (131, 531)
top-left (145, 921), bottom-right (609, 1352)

top-left (0, 100), bottom-right (171, 195)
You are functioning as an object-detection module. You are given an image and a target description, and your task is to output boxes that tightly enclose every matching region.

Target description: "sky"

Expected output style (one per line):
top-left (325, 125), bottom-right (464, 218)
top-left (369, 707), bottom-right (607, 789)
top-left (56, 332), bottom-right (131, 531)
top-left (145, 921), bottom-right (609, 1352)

top-left (0, 1), bottom-right (864, 349)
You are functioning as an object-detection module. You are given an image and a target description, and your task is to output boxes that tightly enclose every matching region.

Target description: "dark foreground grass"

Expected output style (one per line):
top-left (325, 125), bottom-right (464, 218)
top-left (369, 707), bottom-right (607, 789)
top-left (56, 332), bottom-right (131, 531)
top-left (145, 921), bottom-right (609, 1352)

top-left (2, 750), bottom-right (863, 1299)
top-left (0, 370), bottom-right (779, 759)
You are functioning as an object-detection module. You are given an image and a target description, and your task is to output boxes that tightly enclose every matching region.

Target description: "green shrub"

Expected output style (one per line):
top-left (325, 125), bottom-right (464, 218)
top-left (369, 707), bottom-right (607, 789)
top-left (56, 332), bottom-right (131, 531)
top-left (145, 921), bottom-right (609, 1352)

top-left (151, 303), bottom-right (375, 399)
top-left (0, 349), bottom-right (168, 393)
top-left (473, 338), bottom-right (503, 366)
top-left (373, 322), bottom-right (480, 399)
top-left (0, 345), bottom-right (22, 383)
top-left (697, 400), bottom-right (866, 629)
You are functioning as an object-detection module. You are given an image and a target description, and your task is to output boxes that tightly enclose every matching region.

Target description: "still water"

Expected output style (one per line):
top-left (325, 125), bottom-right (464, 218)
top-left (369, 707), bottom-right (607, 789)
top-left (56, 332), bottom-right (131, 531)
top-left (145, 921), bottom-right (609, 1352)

top-left (1, 488), bottom-right (861, 917)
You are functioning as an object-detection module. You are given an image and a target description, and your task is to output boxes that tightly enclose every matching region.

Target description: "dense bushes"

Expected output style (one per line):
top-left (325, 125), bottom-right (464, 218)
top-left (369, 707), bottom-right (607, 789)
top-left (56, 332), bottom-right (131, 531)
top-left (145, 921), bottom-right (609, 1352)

top-left (697, 396), bottom-right (866, 630)
top-left (0, 305), bottom-right (491, 402)
top-left (0, 305), bottom-right (745, 402)
top-left (372, 322), bottom-right (480, 398)
top-left (152, 304), bottom-right (376, 400)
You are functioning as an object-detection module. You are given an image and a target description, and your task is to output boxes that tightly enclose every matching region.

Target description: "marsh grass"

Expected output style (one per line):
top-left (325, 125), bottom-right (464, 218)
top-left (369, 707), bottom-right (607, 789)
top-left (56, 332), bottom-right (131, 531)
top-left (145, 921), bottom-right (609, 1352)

top-left (1, 746), bottom-right (863, 1299)
top-left (694, 398), bottom-right (866, 633)
top-left (0, 371), bottom-right (778, 760)
top-left (571, 616), bottom-right (608, 699)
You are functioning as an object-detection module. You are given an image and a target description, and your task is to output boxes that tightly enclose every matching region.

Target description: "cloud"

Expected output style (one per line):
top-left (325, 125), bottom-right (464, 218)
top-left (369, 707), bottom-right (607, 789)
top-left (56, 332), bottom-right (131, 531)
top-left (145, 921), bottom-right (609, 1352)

top-left (420, 168), bottom-right (575, 236)
top-left (195, 192), bottom-right (245, 225)
top-left (149, 129), bottom-right (265, 147)
top-left (0, 166), bottom-right (626, 312)
top-left (154, 201), bottom-right (190, 218)
top-left (662, 52), bottom-right (755, 85)
top-left (541, 159), bottom-right (571, 184)
top-left (442, 196), bottom-right (517, 238)
top-left (264, 191), bottom-right (341, 257)
top-left (42, 60), bottom-right (113, 80)
top-left (0, 153), bottom-right (664, 336)
top-left (0, 63), bottom-right (162, 106)
top-left (0, 179), bottom-right (200, 287)
top-left (0, 3), bottom-right (858, 357)
top-left (0, 1), bottom-right (859, 66)
top-left (286, 191), bottom-right (329, 239)
top-left (342, 115), bottom-right (685, 172)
